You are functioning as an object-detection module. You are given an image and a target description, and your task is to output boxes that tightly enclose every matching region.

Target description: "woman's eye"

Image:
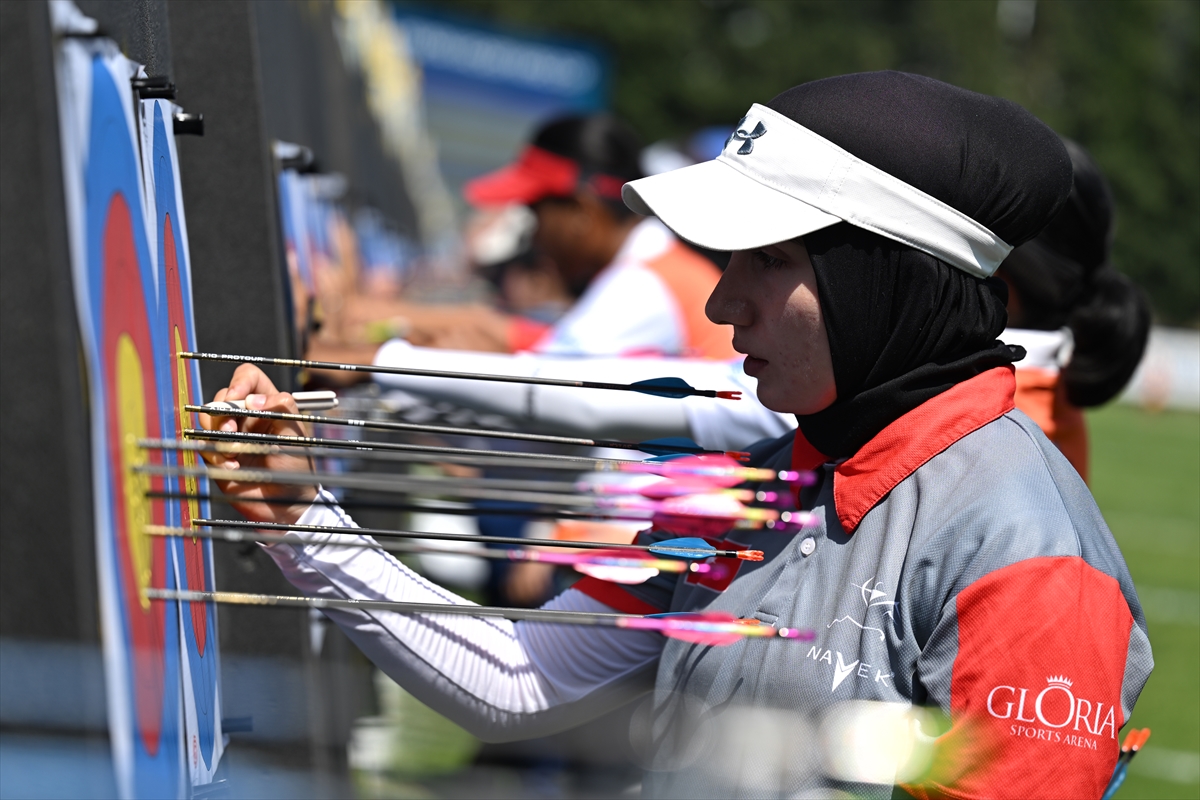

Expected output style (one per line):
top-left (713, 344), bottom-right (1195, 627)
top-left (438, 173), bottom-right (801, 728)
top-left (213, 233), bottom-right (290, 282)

top-left (752, 250), bottom-right (786, 269)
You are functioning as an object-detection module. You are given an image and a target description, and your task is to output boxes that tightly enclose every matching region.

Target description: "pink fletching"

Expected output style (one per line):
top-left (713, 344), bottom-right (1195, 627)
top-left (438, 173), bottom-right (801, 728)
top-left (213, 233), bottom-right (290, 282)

top-left (618, 612), bottom-right (776, 646)
top-left (651, 513), bottom-right (735, 537)
top-left (660, 492), bottom-right (744, 518)
top-left (636, 478), bottom-right (732, 499)
top-left (660, 628), bottom-right (746, 646)
top-left (651, 492), bottom-right (743, 536)
top-left (624, 455), bottom-right (762, 486)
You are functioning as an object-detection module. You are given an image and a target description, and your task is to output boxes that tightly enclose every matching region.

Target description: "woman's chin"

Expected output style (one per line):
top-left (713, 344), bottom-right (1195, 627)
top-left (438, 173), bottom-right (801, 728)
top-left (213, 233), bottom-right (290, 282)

top-left (755, 383), bottom-right (837, 417)
top-left (754, 386), bottom-right (797, 415)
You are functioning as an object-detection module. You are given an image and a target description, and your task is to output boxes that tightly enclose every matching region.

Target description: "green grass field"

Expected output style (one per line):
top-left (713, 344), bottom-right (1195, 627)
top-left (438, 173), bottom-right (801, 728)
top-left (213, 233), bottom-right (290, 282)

top-left (1087, 403), bottom-right (1200, 798)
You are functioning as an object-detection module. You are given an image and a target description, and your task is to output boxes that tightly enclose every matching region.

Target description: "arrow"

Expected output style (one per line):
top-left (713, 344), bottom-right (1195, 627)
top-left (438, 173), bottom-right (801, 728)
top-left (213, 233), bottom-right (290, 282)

top-left (148, 437), bottom-right (801, 483)
top-left (147, 526), bottom-right (712, 585)
top-left (179, 351), bottom-right (742, 400)
top-left (145, 489), bottom-right (655, 524)
top-left (145, 489), bottom-right (696, 527)
top-left (148, 435), bottom-right (642, 470)
top-left (1101, 728), bottom-right (1151, 800)
top-left (144, 589), bottom-right (811, 646)
top-left (160, 438), bottom-right (756, 501)
top-left (182, 518), bottom-right (765, 561)
top-left (187, 404), bottom-right (749, 460)
top-left (181, 428), bottom-right (646, 466)
top-left (621, 454), bottom-right (812, 485)
top-left (629, 612), bottom-right (813, 646)
top-left (137, 464), bottom-right (790, 532)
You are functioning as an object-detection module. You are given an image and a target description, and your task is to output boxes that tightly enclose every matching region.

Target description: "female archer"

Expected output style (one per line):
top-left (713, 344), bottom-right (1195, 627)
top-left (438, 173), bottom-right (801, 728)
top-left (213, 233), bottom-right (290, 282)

top-left (203, 72), bottom-right (1150, 799)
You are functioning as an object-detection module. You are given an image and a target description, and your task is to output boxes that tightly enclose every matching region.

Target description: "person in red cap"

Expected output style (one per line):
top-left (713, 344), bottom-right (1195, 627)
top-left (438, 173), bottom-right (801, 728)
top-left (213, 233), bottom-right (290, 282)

top-left (462, 114), bottom-right (736, 359)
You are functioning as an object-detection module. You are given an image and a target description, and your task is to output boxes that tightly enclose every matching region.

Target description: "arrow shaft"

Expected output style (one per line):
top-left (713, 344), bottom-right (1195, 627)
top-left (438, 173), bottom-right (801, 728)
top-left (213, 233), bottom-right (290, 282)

top-left (182, 428), bottom-right (641, 465)
top-left (192, 404), bottom-right (602, 449)
top-left (141, 463), bottom-right (646, 509)
top-left (188, 404), bottom-right (725, 455)
top-left (145, 589), bottom-right (800, 641)
top-left (187, 518), bottom-right (754, 560)
top-left (179, 351), bottom-right (721, 398)
top-left (148, 526), bottom-right (694, 572)
top-left (140, 464), bottom-right (773, 527)
top-left (145, 490), bottom-right (643, 522)
top-left (143, 436), bottom-right (630, 472)
top-left (190, 517), bottom-right (653, 553)
top-left (153, 436), bottom-right (784, 483)
top-left (147, 587), bottom-right (638, 624)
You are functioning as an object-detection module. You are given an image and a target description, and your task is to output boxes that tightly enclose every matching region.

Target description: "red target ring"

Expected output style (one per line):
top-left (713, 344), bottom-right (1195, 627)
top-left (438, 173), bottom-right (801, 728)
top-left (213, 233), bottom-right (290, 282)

top-left (163, 213), bottom-right (209, 653)
top-left (101, 193), bottom-right (167, 756)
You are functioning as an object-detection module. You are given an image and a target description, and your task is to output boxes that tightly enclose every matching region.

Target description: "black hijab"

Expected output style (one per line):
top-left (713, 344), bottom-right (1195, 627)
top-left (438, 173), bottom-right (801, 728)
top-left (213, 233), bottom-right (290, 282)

top-left (766, 72), bottom-right (1073, 458)
top-left (1000, 140), bottom-right (1115, 331)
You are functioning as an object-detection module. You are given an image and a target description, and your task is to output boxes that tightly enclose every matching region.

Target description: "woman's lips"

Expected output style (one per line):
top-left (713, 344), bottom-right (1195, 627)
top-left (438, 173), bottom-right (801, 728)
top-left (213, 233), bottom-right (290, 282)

top-left (742, 355), bottom-right (769, 377)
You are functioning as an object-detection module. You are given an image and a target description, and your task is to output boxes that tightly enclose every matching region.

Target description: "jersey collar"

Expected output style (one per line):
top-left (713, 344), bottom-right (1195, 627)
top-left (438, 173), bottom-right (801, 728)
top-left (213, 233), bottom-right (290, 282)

top-left (792, 366), bottom-right (1017, 534)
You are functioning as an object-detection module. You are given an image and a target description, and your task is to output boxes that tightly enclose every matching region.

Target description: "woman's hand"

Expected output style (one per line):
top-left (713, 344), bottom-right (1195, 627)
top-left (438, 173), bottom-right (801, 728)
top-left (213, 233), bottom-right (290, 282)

top-left (197, 363), bottom-right (318, 526)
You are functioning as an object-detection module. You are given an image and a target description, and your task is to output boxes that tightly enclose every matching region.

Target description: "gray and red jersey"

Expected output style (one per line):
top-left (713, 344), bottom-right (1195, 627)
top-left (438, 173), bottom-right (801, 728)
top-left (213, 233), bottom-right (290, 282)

top-left (574, 366), bottom-right (1152, 798)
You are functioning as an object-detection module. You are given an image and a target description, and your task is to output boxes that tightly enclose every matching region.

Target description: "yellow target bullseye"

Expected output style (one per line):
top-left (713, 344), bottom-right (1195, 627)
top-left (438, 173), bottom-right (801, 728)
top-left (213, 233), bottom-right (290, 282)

top-left (116, 333), bottom-right (153, 610)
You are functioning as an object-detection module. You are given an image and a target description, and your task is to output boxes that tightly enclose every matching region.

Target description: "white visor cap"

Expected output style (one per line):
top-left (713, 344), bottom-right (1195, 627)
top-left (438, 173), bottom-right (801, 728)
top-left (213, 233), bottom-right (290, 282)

top-left (623, 104), bottom-right (1014, 278)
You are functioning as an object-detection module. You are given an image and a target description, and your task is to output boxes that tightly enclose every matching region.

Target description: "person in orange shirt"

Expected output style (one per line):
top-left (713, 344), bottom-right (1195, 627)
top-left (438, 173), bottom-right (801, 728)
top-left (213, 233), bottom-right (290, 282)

top-left (999, 140), bottom-right (1150, 482)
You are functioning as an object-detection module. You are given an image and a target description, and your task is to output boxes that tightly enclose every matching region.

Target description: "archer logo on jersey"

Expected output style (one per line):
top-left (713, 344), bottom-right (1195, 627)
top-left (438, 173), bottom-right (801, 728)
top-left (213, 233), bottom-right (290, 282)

top-left (827, 577), bottom-right (896, 642)
top-left (805, 646), bottom-right (894, 693)
top-left (986, 675), bottom-right (1117, 749)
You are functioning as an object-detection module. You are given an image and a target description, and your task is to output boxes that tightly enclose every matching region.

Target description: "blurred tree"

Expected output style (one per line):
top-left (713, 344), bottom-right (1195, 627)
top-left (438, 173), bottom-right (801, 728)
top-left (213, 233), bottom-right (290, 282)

top-left (435, 0), bottom-right (1199, 325)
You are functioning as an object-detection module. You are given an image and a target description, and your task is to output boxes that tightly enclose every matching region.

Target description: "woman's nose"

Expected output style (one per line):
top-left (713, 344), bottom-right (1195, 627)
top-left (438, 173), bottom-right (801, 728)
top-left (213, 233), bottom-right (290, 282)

top-left (705, 254), bottom-right (754, 327)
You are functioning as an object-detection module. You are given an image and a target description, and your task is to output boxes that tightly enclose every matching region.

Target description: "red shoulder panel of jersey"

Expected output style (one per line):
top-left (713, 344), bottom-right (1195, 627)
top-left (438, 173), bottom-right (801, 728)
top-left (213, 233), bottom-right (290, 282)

top-left (826, 366), bottom-right (1015, 534)
top-left (906, 556), bottom-right (1133, 799)
top-left (571, 577), bottom-right (666, 615)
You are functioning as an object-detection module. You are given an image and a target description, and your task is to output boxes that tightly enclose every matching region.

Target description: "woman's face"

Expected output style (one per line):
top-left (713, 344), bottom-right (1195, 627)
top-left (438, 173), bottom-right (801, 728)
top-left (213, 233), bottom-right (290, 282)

top-left (706, 238), bottom-right (837, 415)
top-left (532, 194), bottom-right (624, 296)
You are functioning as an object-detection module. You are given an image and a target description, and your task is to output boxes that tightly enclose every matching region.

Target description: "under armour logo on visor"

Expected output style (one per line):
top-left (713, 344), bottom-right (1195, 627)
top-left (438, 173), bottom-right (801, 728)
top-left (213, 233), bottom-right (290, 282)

top-left (727, 117), bottom-right (766, 154)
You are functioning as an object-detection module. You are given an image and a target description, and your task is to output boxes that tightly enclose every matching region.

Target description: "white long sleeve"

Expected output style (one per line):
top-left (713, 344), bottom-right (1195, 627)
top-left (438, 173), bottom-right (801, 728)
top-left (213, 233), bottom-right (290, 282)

top-left (373, 339), bottom-right (794, 451)
top-left (265, 492), bottom-right (664, 742)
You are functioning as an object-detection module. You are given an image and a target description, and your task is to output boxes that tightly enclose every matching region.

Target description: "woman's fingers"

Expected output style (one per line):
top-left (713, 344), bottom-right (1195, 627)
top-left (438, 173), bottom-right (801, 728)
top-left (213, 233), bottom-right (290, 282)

top-left (225, 363), bottom-right (280, 402)
top-left (209, 466), bottom-right (316, 526)
top-left (194, 387), bottom-right (240, 467)
top-left (241, 391), bottom-right (307, 437)
top-left (196, 386), bottom-right (228, 433)
top-left (203, 363), bottom-right (280, 433)
top-left (194, 364), bottom-right (318, 524)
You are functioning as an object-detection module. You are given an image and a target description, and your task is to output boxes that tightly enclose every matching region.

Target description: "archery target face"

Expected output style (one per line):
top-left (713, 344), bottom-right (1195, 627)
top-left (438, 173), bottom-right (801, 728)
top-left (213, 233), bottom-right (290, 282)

top-left (165, 216), bottom-right (207, 649)
top-left (101, 191), bottom-right (170, 756)
top-left (72, 50), bottom-right (184, 797)
top-left (151, 100), bottom-right (222, 776)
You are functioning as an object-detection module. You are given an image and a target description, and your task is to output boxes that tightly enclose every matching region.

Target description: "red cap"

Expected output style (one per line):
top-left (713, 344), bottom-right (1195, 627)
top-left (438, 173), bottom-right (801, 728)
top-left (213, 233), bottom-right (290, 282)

top-left (464, 146), bottom-right (625, 206)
